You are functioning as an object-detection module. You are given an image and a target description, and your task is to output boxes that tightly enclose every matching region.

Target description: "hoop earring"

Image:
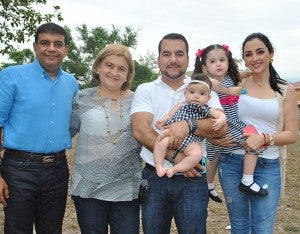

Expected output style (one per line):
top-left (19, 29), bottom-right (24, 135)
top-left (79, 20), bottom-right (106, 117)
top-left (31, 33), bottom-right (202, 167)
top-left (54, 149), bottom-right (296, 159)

top-left (270, 58), bottom-right (273, 63)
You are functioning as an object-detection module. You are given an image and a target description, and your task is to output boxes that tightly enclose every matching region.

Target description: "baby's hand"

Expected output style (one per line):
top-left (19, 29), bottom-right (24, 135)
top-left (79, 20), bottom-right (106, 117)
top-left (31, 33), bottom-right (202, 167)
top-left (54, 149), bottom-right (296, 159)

top-left (155, 120), bottom-right (164, 129)
top-left (212, 117), bottom-right (226, 131)
top-left (228, 86), bottom-right (243, 96)
top-left (239, 71), bottom-right (252, 80)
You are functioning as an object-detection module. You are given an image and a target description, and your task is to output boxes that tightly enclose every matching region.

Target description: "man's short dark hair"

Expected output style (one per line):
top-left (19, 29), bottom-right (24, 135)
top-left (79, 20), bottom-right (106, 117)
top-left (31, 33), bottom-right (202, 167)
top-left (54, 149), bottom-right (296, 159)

top-left (158, 33), bottom-right (189, 55)
top-left (35, 22), bottom-right (68, 45)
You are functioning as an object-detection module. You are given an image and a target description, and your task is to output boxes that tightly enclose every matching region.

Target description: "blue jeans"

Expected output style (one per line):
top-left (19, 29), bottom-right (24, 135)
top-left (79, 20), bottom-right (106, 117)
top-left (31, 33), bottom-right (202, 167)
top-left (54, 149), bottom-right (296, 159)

top-left (142, 165), bottom-right (208, 234)
top-left (218, 152), bottom-right (281, 234)
top-left (72, 196), bottom-right (140, 234)
top-left (0, 153), bottom-right (69, 234)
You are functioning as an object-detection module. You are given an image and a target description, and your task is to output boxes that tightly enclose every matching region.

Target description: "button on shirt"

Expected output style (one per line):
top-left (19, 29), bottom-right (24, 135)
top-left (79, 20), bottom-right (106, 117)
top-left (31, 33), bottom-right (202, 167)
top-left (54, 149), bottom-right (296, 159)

top-left (0, 59), bottom-right (79, 153)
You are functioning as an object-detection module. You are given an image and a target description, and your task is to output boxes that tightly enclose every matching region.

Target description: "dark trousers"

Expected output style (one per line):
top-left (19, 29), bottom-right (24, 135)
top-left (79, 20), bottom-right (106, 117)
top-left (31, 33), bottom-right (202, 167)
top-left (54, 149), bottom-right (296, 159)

top-left (0, 152), bottom-right (69, 234)
top-left (72, 196), bottom-right (140, 234)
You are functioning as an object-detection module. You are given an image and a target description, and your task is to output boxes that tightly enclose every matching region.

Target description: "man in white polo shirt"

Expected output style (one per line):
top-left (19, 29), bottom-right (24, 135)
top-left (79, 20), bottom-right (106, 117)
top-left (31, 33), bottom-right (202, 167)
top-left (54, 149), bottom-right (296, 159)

top-left (131, 33), bottom-right (227, 233)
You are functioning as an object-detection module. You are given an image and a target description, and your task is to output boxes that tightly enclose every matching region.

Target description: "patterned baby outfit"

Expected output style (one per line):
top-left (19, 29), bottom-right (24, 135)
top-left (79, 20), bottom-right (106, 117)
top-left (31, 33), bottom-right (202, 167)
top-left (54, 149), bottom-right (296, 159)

top-left (165, 102), bottom-right (211, 152)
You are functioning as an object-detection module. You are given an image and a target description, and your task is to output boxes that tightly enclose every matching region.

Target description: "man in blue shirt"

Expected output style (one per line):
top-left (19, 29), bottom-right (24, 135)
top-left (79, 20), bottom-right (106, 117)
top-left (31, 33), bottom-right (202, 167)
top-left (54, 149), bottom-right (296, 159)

top-left (0, 22), bottom-right (79, 233)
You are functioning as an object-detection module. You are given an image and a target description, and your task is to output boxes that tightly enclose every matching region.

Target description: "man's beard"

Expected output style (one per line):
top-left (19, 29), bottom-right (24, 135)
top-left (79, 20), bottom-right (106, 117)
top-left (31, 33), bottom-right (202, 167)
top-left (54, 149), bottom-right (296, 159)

top-left (161, 70), bottom-right (186, 80)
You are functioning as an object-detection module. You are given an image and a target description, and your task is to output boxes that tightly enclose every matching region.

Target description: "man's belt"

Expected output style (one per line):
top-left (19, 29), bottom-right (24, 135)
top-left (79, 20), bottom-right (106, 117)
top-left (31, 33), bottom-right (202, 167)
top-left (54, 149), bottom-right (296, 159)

top-left (4, 148), bottom-right (66, 163)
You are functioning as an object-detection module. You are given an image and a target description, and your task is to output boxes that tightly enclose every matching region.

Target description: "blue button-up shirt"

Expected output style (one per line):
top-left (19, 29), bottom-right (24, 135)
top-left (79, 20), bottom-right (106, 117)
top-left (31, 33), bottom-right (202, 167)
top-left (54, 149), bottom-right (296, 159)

top-left (0, 59), bottom-right (79, 153)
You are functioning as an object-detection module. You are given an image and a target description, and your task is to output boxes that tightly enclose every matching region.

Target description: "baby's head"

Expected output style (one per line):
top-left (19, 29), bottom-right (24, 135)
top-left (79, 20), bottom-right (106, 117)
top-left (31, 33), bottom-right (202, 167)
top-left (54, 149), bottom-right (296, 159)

top-left (184, 73), bottom-right (212, 105)
top-left (190, 73), bottom-right (212, 93)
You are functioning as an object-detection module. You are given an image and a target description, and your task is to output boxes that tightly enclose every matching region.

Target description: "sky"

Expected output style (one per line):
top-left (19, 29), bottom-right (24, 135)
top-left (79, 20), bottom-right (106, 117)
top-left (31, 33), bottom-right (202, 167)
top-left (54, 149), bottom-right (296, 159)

top-left (47, 0), bottom-right (300, 82)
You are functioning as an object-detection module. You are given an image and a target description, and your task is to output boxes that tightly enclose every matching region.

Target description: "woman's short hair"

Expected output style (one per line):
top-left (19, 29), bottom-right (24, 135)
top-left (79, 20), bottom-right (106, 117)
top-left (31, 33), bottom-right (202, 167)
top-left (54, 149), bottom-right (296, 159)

top-left (92, 44), bottom-right (135, 90)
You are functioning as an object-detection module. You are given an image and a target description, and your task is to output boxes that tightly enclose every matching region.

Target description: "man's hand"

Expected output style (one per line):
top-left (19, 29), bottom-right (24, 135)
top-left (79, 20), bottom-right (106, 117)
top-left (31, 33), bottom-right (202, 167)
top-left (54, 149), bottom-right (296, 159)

top-left (182, 164), bottom-right (204, 178)
top-left (157, 121), bottom-right (188, 149)
top-left (208, 134), bottom-right (236, 147)
top-left (173, 153), bottom-right (203, 178)
top-left (0, 176), bottom-right (9, 207)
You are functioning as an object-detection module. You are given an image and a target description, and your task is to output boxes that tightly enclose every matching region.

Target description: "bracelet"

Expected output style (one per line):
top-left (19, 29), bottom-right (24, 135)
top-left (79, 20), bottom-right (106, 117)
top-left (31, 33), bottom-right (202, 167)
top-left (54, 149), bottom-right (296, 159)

top-left (186, 119), bottom-right (198, 134)
top-left (262, 133), bottom-right (267, 146)
top-left (268, 134), bottom-right (275, 146)
top-left (261, 133), bottom-right (268, 150)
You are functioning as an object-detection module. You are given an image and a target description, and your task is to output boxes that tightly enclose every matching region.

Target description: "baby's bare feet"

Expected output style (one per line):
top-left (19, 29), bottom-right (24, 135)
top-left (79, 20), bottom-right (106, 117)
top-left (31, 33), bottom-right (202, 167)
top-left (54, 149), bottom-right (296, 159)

top-left (156, 166), bottom-right (167, 177)
top-left (166, 168), bottom-right (176, 178)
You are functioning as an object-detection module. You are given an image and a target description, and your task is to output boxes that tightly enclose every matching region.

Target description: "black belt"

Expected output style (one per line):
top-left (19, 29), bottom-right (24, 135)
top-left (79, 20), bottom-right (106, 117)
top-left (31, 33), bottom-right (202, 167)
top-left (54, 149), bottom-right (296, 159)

top-left (4, 148), bottom-right (66, 163)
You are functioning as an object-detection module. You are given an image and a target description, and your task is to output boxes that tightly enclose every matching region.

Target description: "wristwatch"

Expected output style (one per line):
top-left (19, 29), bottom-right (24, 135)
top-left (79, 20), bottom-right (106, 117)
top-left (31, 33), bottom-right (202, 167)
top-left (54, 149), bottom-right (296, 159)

top-left (268, 134), bottom-right (275, 146)
top-left (186, 119), bottom-right (198, 134)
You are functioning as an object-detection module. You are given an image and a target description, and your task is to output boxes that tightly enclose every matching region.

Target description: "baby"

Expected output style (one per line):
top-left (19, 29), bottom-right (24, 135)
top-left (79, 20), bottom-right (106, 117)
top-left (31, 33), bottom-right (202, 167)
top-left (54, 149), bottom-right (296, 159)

top-left (153, 73), bottom-right (226, 177)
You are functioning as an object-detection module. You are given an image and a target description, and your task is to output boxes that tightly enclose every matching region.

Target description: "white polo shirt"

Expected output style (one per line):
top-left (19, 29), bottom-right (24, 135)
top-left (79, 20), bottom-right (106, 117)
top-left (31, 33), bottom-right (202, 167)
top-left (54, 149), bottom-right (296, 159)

top-left (130, 76), bottom-right (223, 167)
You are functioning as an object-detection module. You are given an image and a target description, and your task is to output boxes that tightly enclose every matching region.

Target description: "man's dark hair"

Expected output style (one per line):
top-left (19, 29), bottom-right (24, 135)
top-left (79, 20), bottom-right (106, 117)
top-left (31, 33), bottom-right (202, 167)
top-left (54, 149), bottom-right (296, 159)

top-left (158, 33), bottom-right (189, 55)
top-left (35, 22), bottom-right (68, 45)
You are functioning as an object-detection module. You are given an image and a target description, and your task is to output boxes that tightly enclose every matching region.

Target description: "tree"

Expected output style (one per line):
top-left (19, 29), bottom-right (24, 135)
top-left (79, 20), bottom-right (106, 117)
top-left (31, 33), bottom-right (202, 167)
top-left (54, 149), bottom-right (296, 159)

top-left (76, 24), bottom-right (139, 62)
top-left (67, 24), bottom-right (140, 86)
top-left (0, 0), bottom-right (63, 55)
top-left (138, 51), bottom-right (157, 71)
top-left (0, 48), bottom-right (34, 69)
top-left (61, 26), bottom-right (89, 82)
top-left (0, 23), bottom-right (158, 89)
top-left (132, 61), bottom-right (158, 91)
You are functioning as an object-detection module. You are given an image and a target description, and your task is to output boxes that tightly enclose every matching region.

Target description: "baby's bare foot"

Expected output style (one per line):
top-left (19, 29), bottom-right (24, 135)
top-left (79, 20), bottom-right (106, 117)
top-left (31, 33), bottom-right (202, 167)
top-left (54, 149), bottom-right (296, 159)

top-left (156, 166), bottom-right (167, 177)
top-left (166, 168), bottom-right (176, 178)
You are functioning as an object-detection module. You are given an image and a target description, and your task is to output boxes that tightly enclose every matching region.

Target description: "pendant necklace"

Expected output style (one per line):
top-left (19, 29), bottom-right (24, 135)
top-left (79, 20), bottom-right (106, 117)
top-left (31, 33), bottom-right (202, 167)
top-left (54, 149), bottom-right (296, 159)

top-left (254, 78), bottom-right (268, 88)
top-left (97, 88), bottom-right (124, 144)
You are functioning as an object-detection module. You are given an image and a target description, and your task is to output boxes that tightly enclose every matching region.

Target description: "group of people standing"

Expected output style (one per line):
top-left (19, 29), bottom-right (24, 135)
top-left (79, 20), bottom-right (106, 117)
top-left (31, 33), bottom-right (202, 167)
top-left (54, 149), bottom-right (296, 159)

top-left (0, 22), bottom-right (298, 234)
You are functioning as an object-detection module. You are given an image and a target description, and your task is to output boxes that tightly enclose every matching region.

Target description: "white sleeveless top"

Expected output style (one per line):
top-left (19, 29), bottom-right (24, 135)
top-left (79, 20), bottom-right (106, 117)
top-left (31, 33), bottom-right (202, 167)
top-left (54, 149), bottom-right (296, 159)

top-left (233, 95), bottom-right (280, 159)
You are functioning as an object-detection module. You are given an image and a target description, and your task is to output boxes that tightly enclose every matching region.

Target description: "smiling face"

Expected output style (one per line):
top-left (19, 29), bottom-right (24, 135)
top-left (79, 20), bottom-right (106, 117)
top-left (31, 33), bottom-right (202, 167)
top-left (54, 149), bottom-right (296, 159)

top-left (243, 38), bottom-right (274, 74)
top-left (157, 39), bottom-right (189, 82)
top-left (33, 33), bottom-right (68, 77)
top-left (96, 55), bottom-right (129, 92)
top-left (202, 48), bottom-right (229, 80)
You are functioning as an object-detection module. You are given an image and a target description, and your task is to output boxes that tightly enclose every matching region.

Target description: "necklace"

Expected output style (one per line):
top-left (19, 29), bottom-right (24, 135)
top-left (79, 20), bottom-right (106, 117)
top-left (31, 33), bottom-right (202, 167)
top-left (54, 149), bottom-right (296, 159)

top-left (253, 78), bottom-right (268, 87)
top-left (97, 88), bottom-right (124, 144)
top-left (255, 81), bottom-right (266, 87)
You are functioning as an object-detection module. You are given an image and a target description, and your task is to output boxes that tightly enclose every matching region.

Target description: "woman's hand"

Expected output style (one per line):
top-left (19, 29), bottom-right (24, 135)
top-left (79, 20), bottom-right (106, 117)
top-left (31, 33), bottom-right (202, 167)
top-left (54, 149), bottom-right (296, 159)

top-left (240, 133), bottom-right (265, 151)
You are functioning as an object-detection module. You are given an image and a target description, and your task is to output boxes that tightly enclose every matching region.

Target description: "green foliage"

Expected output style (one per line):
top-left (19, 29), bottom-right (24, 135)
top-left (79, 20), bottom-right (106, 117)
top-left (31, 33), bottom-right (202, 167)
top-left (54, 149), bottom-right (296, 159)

top-left (61, 26), bottom-right (89, 82)
top-left (0, 21), bottom-right (158, 90)
top-left (132, 61), bottom-right (158, 91)
top-left (65, 24), bottom-right (140, 85)
top-left (138, 51), bottom-right (157, 70)
top-left (76, 24), bottom-right (138, 61)
top-left (79, 79), bottom-right (99, 90)
top-left (0, 48), bottom-right (34, 69)
top-left (0, 0), bottom-right (63, 54)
